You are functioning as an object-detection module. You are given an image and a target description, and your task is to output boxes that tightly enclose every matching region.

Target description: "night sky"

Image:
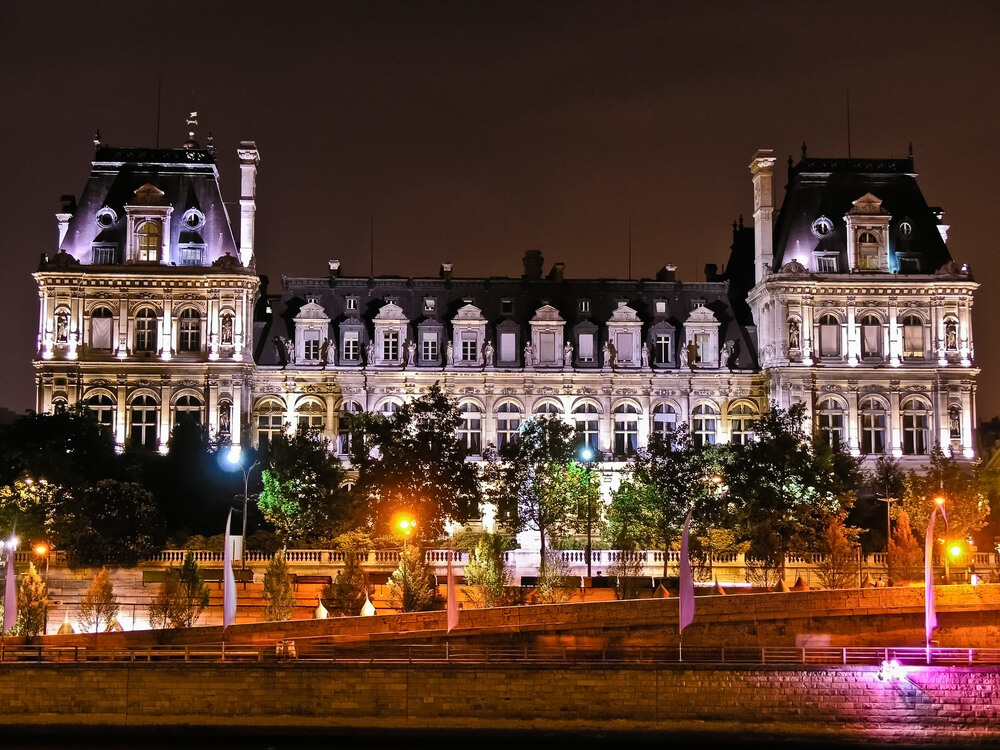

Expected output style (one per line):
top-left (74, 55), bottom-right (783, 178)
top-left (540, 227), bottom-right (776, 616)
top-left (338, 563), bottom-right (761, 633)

top-left (3, 2), bottom-right (999, 425)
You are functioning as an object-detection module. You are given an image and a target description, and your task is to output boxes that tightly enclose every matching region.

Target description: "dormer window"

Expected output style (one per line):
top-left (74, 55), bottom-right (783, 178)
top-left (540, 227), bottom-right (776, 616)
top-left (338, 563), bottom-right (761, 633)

top-left (181, 209), bottom-right (205, 230)
top-left (857, 232), bottom-right (879, 270)
top-left (578, 299), bottom-right (591, 314)
top-left (501, 298), bottom-right (514, 316)
top-left (898, 221), bottom-right (913, 238)
top-left (812, 216), bottom-right (834, 238)
top-left (95, 207), bottom-right (118, 229)
top-left (424, 297), bottom-right (436, 313)
top-left (135, 221), bottom-right (161, 262)
top-left (346, 297), bottom-right (358, 311)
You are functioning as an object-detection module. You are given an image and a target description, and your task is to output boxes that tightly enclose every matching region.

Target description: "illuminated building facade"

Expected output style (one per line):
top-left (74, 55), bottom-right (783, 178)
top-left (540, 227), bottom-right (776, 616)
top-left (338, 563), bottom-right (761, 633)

top-left (33, 136), bottom-right (978, 480)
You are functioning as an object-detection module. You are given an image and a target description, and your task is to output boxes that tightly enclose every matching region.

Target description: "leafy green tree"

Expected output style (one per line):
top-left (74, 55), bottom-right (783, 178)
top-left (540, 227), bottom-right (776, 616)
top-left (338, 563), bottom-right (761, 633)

top-left (348, 382), bottom-right (482, 538)
top-left (323, 552), bottom-right (373, 616)
top-left (815, 515), bottom-right (861, 590)
top-left (14, 562), bottom-right (48, 638)
top-left (78, 567), bottom-right (119, 633)
top-left (47, 479), bottom-right (167, 569)
top-left (148, 554), bottom-right (210, 629)
top-left (854, 455), bottom-right (907, 553)
top-left (386, 544), bottom-right (436, 613)
top-left (0, 478), bottom-right (60, 545)
top-left (0, 407), bottom-right (119, 489)
top-left (483, 416), bottom-right (579, 571)
top-left (461, 532), bottom-right (513, 608)
top-left (727, 402), bottom-right (862, 587)
top-left (257, 425), bottom-right (352, 547)
top-left (899, 445), bottom-right (990, 545)
top-left (533, 547), bottom-right (574, 604)
top-left (261, 551), bottom-right (297, 621)
top-left (887, 509), bottom-right (923, 584)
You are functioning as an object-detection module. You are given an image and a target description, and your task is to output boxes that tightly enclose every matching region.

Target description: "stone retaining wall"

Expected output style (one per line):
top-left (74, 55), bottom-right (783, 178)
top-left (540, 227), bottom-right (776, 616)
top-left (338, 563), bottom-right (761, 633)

top-left (0, 662), bottom-right (998, 744)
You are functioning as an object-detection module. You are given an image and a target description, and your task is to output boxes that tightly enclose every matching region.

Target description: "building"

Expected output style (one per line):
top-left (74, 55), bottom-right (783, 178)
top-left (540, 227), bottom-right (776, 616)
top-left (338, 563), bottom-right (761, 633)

top-left (32, 134), bottom-right (978, 493)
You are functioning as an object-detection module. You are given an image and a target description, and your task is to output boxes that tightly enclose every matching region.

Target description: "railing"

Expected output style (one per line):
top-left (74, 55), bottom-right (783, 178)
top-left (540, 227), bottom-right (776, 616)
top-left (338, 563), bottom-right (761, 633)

top-left (2, 642), bottom-right (998, 667)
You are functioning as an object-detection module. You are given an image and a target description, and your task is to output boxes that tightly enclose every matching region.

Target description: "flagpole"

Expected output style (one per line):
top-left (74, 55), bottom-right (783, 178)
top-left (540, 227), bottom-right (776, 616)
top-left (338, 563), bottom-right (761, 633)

top-left (678, 506), bottom-right (695, 662)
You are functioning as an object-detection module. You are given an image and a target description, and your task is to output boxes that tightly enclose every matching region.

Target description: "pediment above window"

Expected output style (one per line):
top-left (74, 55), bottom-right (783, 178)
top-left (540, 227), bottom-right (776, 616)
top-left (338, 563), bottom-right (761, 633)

top-left (132, 183), bottom-right (166, 206)
top-left (374, 302), bottom-right (408, 322)
top-left (848, 193), bottom-right (889, 217)
top-left (530, 304), bottom-right (565, 324)
top-left (454, 303), bottom-right (486, 322)
top-left (609, 301), bottom-right (640, 322)
top-left (295, 301), bottom-right (330, 323)
top-left (685, 305), bottom-right (718, 325)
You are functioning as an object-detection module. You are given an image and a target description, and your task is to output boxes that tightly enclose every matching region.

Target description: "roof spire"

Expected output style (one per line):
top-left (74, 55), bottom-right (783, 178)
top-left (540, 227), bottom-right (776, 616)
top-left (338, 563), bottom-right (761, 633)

top-left (93, 129), bottom-right (101, 153)
top-left (801, 141), bottom-right (808, 159)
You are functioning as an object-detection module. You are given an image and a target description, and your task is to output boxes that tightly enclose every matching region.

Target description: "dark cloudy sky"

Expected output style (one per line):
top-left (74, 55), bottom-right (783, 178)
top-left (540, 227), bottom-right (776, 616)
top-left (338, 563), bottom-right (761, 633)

top-left (3, 2), bottom-right (999, 422)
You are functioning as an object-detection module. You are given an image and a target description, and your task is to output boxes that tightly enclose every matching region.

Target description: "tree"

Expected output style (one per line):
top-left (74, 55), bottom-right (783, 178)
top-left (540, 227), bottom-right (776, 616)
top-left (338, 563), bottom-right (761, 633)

top-left (14, 562), bottom-right (48, 638)
top-left (257, 424), bottom-right (353, 547)
top-left (322, 551), bottom-right (373, 616)
top-left (78, 567), bottom-right (119, 633)
top-left (461, 532), bottom-right (513, 608)
top-left (386, 545), bottom-right (436, 613)
top-left (261, 551), bottom-right (297, 621)
top-left (727, 402), bottom-right (862, 587)
top-left (483, 416), bottom-right (578, 571)
top-left (899, 445), bottom-right (990, 546)
top-left (0, 477), bottom-right (60, 545)
top-left (47, 479), bottom-right (167, 569)
top-left (148, 552), bottom-right (210, 629)
top-left (533, 547), bottom-right (574, 604)
top-left (854, 455), bottom-right (907, 555)
top-left (815, 515), bottom-right (860, 590)
top-left (349, 382), bottom-right (482, 538)
top-left (887, 510), bottom-right (923, 584)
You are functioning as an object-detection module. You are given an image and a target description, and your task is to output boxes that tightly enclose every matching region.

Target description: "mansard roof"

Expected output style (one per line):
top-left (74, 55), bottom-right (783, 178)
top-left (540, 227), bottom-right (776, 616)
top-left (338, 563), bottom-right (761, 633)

top-left (771, 154), bottom-right (952, 274)
top-left (51, 142), bottom-right (240, 267)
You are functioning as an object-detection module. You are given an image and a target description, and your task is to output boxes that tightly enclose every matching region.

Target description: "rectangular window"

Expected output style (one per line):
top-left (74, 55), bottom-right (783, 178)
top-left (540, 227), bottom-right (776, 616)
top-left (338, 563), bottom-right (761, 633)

top-left (816, 255), bottom-right (839, 273)
top-left (421, 334), bottom-right (438, 361)
top-left (461, 336), bottom-right (477, 361)
top-left (861, 324), bottom-right (881, 358)
top-left (179, 245), bottom-right (205, 266)
top-left (655, 300), bottom-right (667, 315)
top-left (539, 332), bottom-right (556, 363)
top-left (383, 331), bottom-right (399, 360)
top-left (903, 323), bottom-right (924, 358)
top-left (343, 332), bottom-right (360, 361)
top-left (578, 333), bottom-right (594, 362)
top-left (655, 334), bottom-right (671, 364)
top-left (346, 297), bottom-right (358, 311)
top-left (500, 332), bottom-right (516, 362)
top-left (616, 332), bottom-right (633, 363)
top-left (304, 331), bottom-right (321, 361)
top-left (501, 299), bottom-right (514, 316)
top-left (820, 324), bottom-right (839, 357)
top-left (91, 245), bottom-right (117, 264)
top-left (423, 298), bottom-right (436, 312)
top-left (694, 333), bottom-right (709, 363)
top-left (578, 299), bottom-right (591, 313)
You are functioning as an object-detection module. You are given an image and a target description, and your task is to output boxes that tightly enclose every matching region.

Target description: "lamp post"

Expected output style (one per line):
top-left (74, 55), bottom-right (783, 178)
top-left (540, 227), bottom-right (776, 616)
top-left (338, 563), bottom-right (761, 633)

top-left (227, 447), bottom-right (260, 569)
top-left (34, 542), bottom-right (49, 634)
top-left (578, 446), bottom-right (598, 578)
top-left (393, 512), bottom-right (417, 612)
top-left (934, 494), bottom-right (949, 584)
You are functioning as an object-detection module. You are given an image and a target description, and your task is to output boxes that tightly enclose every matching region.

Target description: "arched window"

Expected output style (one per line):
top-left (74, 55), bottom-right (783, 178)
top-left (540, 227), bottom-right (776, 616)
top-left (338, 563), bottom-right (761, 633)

top-left (51, 399), bottom-right (67, 414)
top-left (859, 314), bottom-right (882, 359)
top-left (651, 403), bottom-right (677, 440)
top-left (573, 403), bottom-right (600, 452)
top-left (901, 398), bottom-right (930, 456)
top-left (86, 393), bottom-right (115, 431)
top-left (613, 403), bottom-right (639, 457)
top-left (175, 395), bottom-right (203, 426)
top-left (496, 401), bottom-right (522, 449)
top-left (130, 395), bottom-right (158, 450)
top-left (691, 403), bottom-right (718, 447)
top-left (859, 397), bottom-right (888, 455)
top-left (178, 308), bottom-right (201, 352)
top-left (729, 403), bottom-right (756, 445)
top-left (378, 401), bottom-right (400, 417)
top-left (337, 400), bottom-right (363, 455)
top-left (135, 308), bottom-right (157, 353)
top-left (90, 306), bottom-right (114, 351)
top-left (816, 397), bottom-right (845, 450)
top-left (534, 400), bottom-right (562, 416)
top-left (296, 399), bottom-right (326, 432)
top-left (858, 231), bottom-right (879, 270)
top-left (136, 221), bottom-right (161, 262)
top-left (459, 402), bottom-right (482, 455)
top-left (818, 314), bottom-right (841, 358)
top-left (256, 399), bottom-right (286, 452)
top-left (902, 314), bottom-right (925, 359)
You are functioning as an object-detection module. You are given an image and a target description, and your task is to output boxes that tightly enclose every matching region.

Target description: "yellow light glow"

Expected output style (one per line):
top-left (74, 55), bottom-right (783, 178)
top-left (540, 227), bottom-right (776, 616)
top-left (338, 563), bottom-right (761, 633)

top-left (34, 543), bottom-right (48, 556)
top-left (948, 543), bottom-right (963, 558)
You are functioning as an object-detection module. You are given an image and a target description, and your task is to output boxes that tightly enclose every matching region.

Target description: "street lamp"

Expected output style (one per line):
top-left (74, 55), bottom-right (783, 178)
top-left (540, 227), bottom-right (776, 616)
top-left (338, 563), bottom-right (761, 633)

top-left (934, 494), bottom-right (950, 583)
top-left (34, 542), bottom-right (50, 634)
top-left (227, 446), bottom-right (260, 568)
top-left (578, 446), bottom-right (598, 578)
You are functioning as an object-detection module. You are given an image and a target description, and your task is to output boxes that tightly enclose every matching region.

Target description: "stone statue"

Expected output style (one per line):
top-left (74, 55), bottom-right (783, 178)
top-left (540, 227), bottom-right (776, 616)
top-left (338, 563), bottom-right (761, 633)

top-left (221, 313), bottom-right (234, 344)
top-left (641, 343), bottom-right (649, 367)
top-left (720, 339), bottom-right (735, 368)
top-left (788, 320), bottom-right (800, 349)
top-left (408, 340), bottom-right (416, 367)
top-left (603, 340), bottom-right (617, 368)
top-left (284, 337), bottom-right (295, 364)
top-left (524, 341), bottom-right (534, 366)
top-left (446, 341), bottom-right (454, 365)
top-left (563, 341), bottom-right (573, 366)
top-left (325, 338), bottom-right (336, 364)
top-left (686, 340), bottom-right (699, 367)
top-left (483, 339), bottom-right (494, 366)
top-left (946, 322), bottom-right (958, 350)
top-left (366, 341), bottom-right (375, 365)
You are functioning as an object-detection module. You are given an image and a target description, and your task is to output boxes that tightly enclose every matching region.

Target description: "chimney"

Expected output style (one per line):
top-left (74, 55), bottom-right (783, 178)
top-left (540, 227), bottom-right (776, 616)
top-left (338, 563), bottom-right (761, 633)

top-left (328, 259), bottom-right (341, 277)
top-left (56, 195), bottom-right (76, 248)
top-left (547, 262), bottom-right (565, 282)
top-left (440, 262), bottom-right (453, 280)
top-left (655, 264), bottom-right (677, 282)
top-left (237, 141), bottom-right (261, 268)
top-left (522, 249), bottom-right (543, 280)
top-left (704, 263), bottom-right (718, 281)
top-left (749, 149), bottom-right (777, 283)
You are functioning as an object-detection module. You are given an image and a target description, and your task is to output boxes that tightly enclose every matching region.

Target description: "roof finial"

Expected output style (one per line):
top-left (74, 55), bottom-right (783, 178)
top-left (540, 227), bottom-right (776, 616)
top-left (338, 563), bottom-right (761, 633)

top-left (908, 141), bottom-right (913, 157)
top-left (207, 132), bottom-right (215, 156)
top-left (738, 214), bottom-right (744, 229)
top-left (93, 129), bottom-right (102, 152)
top-left (801, 141), bottom-right (808, 158)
